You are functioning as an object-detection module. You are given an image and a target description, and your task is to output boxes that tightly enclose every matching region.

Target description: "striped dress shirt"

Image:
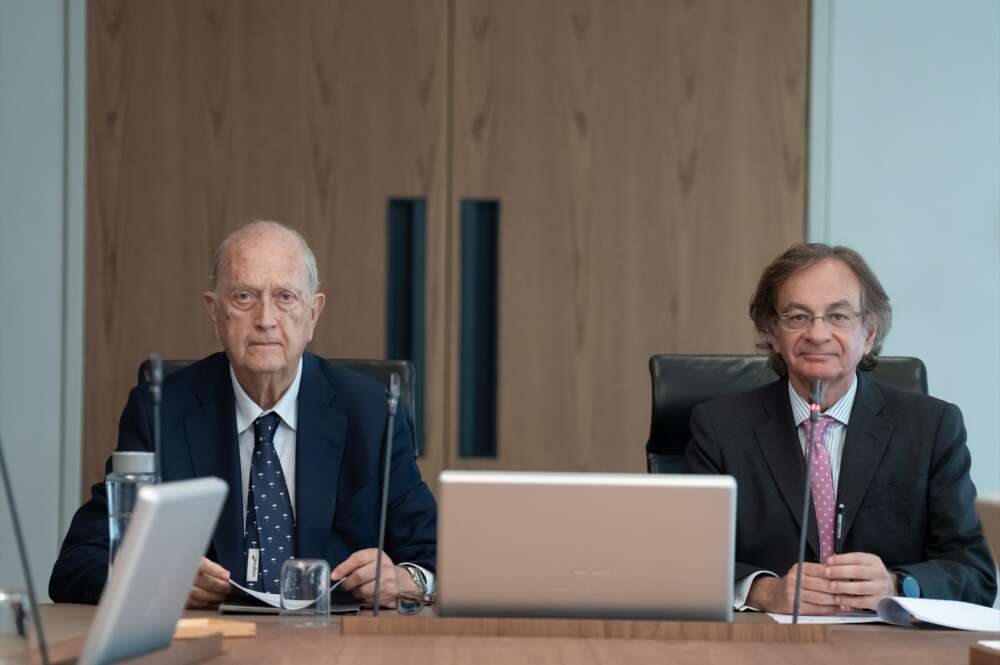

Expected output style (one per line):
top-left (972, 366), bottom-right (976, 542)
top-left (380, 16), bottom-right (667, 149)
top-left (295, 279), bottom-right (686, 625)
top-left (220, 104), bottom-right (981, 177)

top-left (733, 374), bottom-right (859, 609)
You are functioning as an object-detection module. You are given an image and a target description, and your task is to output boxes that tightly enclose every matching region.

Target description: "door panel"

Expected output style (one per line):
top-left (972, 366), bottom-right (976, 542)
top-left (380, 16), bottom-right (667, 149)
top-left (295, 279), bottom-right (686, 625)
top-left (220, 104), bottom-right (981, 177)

top-left (448, 0), bottom-right (807, 471)
top-left (85, 0), bottom-right (449, 492)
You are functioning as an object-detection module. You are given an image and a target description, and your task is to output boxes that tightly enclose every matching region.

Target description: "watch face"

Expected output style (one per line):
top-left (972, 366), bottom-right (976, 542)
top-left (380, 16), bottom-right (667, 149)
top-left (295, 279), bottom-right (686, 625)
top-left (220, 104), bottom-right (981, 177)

top-left (902, 575), bottom-right (921, 598)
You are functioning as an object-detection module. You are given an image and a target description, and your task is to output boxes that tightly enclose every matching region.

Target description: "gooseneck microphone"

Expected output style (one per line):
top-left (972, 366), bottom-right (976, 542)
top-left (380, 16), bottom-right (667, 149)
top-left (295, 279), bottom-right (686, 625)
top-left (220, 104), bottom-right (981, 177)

top-left (0, 431), bottom-right (50, 665)
top-left (147, 353), bottom-right (164, 482)
top-left (792, 379), bottom-right (824, 624)
top-left (372, 373), bottom-right (400, 617)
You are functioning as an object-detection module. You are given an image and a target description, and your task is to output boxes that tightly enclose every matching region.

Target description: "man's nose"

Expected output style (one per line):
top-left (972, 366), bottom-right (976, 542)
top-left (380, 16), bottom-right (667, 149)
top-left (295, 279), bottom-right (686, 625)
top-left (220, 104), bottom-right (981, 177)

top-left (803, 315), bottom-right (832, 341)
top-left (254, 296), bottom-right (278, 328)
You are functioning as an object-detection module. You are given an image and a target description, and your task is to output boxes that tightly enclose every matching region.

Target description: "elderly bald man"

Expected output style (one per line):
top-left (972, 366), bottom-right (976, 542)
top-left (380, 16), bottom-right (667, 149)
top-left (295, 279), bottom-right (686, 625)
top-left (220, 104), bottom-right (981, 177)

top-left (51, 221), bottom-right (437, 608)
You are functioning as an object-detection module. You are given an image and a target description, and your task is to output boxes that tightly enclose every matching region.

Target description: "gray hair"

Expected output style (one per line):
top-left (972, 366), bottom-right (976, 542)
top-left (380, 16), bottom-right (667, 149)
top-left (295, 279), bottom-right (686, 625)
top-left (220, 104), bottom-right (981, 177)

top-left (210, 220), bottom-right (320, 294)
top-left (748, 243), bottom-right (892, 374)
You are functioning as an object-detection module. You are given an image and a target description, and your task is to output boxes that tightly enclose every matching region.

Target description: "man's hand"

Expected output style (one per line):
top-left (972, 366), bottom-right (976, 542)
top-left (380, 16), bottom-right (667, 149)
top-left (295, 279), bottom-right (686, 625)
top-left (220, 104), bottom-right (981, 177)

top-left (187, 557), bottom-right (232, 608)
top-left (331, 549), bottom-right (418, 608)
top-left (824, 552), bottom-right (896, 611)
top-left (747, 563), bottom-right (841, 614)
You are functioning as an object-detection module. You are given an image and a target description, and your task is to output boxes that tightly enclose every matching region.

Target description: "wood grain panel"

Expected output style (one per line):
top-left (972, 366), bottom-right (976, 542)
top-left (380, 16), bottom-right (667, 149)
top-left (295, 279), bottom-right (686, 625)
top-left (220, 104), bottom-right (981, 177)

top-left (85, 0), bottom-right (449, 493)
top-left (448, 0), bottom-right (808, 472)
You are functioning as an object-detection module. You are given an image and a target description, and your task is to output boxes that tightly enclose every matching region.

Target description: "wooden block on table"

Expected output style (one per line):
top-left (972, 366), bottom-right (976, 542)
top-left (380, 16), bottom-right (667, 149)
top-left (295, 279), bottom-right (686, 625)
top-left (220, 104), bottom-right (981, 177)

top-left (174, 618), bottom-right (257, 639)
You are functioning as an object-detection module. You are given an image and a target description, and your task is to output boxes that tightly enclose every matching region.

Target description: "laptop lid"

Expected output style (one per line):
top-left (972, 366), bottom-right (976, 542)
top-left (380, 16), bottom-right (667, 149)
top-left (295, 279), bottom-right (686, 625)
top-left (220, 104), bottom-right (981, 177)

top-left (77, 477), bottom-right (227, 665)
top-left (437, 470), bottom-right (735, 621)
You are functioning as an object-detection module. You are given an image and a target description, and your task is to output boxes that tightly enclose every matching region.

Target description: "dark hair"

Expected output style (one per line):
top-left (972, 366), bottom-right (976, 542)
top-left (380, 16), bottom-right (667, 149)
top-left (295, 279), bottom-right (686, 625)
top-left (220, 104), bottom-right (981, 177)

top-left (749, 243), bottom-right (892, 375)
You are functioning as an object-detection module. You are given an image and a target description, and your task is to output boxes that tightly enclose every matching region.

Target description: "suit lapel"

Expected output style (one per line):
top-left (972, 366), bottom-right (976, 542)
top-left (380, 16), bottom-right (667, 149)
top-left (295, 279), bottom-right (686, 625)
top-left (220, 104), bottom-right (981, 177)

top-left (837, 373), bottom-right (893, 540)
top-left (184, 359), bottom-right (244, 580)
top-left (754, 380), bottom-right (821, 559)
top-left (294, 354), bottom-right (349, 559)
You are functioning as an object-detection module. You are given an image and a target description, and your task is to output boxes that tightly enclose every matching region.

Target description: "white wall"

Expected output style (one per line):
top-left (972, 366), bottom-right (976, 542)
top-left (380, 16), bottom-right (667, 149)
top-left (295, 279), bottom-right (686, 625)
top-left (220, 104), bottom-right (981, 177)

top-left (0, 0), bottom-right (85, 597)
top-left (809, 0), bottom-right (1000, 495)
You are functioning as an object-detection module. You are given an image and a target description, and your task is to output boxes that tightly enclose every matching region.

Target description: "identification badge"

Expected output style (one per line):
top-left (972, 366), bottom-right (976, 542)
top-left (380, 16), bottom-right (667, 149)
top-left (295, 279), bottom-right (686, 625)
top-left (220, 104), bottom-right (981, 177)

top-left (247, 548), bottom-right (260, 582)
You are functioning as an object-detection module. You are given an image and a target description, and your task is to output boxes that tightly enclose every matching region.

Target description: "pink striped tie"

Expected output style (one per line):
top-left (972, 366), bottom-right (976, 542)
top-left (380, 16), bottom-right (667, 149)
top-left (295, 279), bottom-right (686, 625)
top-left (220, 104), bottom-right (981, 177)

top-left (802, 415), bottom-right (837, 563)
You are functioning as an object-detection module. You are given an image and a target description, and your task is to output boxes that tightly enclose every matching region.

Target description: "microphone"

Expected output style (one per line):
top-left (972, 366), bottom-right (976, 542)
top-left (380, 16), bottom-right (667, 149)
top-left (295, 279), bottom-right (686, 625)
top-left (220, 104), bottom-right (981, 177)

top-left (0, 431), bottom-right (50, 665)
top-left (792, 379), bottom-right (824, 624)
top-left (146, 354), bottom-right (163, 482)
top-left (371, 373), bottom-right (401, 617)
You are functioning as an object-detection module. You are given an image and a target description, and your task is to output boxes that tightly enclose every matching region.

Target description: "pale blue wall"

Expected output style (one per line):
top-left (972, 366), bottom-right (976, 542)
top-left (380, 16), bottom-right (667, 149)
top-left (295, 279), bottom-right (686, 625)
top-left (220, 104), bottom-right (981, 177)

top-left (0, 0), bottom-right (85, 596)
top-left (809, 0), bottom-right (1000, 495)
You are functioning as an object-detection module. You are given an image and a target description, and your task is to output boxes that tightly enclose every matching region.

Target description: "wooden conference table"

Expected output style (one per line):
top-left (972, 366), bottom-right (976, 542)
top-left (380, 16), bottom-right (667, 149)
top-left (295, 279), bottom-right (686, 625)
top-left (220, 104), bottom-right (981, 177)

top-left (2, 604), bottom-right (997, 665)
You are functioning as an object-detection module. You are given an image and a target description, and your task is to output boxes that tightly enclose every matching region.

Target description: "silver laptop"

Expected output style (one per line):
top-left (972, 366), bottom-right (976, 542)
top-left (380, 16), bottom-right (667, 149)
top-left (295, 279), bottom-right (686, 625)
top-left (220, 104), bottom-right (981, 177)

top-left (437, 471), bottom-right (735, 621)
top-left (77, 477), bottom-right (227, 665)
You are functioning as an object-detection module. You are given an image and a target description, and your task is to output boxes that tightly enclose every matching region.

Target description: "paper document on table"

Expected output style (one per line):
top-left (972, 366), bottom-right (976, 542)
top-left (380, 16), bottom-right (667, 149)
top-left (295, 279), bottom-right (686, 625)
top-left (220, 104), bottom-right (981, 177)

top-left (770, 598), bottom-right (1000, 631)
top-left (223, 576), bottom-right (355, 614)
top-left (876, 597), bottom-right (1000, 632)
top-left (768, 612), bottom-right (881, 624)
top-left (228, 581), bottom-right (314, 610)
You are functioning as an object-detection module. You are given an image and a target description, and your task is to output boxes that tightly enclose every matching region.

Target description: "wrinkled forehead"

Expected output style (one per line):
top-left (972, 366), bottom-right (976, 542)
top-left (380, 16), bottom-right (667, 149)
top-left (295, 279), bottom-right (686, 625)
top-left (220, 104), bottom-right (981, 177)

top-left (775, 259), bottom-right (863, 311)
top-left (218, 233), bottom-right (311, 291)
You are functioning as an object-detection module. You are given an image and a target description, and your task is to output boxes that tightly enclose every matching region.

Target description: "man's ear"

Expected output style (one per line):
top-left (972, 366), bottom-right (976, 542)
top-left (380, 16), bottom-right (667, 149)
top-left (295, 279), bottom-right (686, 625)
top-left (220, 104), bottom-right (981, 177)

top-left (203, 291), bottom-right (220, 338)
top-left (767, 329), bottom-right (779, 353)
top-left (863, 321), bottom-right (878, 355)
top-left (306, 292), bottom-right (326, 342)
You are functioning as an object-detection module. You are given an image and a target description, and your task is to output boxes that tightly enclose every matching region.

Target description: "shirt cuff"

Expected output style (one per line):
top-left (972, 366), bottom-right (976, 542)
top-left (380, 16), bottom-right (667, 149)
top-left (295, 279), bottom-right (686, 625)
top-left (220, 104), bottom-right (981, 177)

top-left (400, 563), bottom-right (435, 594)
top-left (734, 570), bottom-right (776, 610)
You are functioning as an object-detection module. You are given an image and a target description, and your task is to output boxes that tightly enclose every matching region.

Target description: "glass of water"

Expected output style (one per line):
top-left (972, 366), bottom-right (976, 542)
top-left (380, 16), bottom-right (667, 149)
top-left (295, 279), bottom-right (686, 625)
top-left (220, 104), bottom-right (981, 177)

top-left (105, 452), bottom-right (157, 577)
top-left (280, 559), bottom-right (331, 626)
top-left (0, 591), bottom-right (26, 637)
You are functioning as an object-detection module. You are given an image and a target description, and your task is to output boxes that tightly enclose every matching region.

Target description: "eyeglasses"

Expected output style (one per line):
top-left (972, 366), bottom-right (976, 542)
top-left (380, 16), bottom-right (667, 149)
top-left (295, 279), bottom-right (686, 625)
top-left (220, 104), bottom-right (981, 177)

top-left (775, 310), bottom-right (864, 332)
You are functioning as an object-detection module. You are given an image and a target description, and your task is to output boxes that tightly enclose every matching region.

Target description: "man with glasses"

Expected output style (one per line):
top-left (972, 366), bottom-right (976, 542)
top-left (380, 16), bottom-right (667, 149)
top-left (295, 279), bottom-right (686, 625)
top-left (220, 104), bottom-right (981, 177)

top-left (51, 221), bottom-right (436, 609)
top-left (685, 243), bottom-right (995, 613)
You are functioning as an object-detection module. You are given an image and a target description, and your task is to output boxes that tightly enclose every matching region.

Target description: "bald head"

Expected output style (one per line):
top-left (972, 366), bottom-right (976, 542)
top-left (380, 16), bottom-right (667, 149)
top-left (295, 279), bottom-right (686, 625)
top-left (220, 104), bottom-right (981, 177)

top-left (210, 221), bottom-right (320, 295)
top-left (203, 220), bottom-right (326, 407)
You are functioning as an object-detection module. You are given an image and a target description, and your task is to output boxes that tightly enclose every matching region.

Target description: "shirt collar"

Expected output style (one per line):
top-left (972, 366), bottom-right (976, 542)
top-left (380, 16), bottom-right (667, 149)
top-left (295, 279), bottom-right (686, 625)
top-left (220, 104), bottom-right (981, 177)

top-left (788, 373), bottom-right (857, 428)
top-left (230, 357), bottom-right (303, 434)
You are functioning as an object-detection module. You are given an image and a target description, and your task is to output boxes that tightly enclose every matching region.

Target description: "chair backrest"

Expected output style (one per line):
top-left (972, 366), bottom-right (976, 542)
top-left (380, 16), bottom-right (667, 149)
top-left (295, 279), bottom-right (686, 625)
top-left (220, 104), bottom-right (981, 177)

top-left (645, 354), bottom-right (928, 474)
top-left (137, 357), bottom-right (421, 456)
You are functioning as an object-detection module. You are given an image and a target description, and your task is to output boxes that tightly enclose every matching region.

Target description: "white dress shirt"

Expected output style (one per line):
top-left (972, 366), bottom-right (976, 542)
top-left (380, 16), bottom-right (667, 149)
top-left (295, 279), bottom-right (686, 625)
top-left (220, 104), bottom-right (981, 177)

top-left (230, 358), bottom-right (435, 593)
top-left (733, 375), bottom-right (858, 610)
top-left (232, 359), bottom-right (302, 520)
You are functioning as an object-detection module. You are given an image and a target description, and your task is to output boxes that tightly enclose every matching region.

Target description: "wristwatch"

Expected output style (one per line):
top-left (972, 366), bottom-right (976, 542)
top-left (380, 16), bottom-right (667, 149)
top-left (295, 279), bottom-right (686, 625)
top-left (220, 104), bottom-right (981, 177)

top-left (399, 564), bottom-right (429, 597)
top-left (895, 572), bottom-right (921, 598)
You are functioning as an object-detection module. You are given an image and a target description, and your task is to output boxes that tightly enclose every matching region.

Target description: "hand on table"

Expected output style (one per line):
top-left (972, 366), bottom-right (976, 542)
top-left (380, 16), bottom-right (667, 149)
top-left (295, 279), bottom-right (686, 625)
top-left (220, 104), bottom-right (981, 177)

top-left (747, 562), bottom-right (841, 614)
top-left (824, 552), bottom-right (896, 611)
top-left (186, 557), bottom-right (232, 608)
top-left (331, 548), bottom-right (418, 608)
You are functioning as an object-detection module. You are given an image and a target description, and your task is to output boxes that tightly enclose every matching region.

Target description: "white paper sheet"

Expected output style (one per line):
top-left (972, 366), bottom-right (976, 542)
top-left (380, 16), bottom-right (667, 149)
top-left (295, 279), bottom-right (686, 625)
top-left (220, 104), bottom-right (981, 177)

top-left (767, 612), bottom-right (882, 625)
top-left (229, 577), bottom-right (347, 610)
top-left (877, 597), bottom-right (1000, 632)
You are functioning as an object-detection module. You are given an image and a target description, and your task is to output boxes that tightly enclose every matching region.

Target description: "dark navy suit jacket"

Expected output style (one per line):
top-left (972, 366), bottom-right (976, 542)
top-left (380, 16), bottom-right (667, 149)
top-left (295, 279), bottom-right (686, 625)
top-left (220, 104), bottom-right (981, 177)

top-left (50, 352), bottom-right (437, 603)
top-left (684, 371), bottom-right (996, 606)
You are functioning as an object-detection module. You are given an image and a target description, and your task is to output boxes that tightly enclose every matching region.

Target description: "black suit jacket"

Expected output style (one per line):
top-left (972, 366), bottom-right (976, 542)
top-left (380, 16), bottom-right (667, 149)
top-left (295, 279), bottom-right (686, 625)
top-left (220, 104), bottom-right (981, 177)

top-left (684, 371), bottom-right (996, 606)
top-left (50, 352), bottom-right (437, 603)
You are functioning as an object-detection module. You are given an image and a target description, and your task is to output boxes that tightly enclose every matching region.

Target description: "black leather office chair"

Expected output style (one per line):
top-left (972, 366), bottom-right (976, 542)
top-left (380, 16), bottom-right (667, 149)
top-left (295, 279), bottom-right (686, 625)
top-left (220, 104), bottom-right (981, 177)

top-left (645, 354), bottom-right (928, 474)
top-left (137, 357), bottom-right (421, 456)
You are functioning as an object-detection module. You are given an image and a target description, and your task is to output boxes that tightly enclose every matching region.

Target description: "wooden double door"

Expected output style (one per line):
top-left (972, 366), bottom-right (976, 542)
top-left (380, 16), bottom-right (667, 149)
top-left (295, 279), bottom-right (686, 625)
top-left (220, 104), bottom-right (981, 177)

top-left (85, 0), bottom-right (807, 494)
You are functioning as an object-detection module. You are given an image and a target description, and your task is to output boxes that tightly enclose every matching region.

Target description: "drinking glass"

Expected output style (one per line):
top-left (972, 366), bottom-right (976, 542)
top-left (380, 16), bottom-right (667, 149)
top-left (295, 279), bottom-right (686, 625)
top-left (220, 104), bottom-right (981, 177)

top-left (279, 559), bottom-right (331, 626)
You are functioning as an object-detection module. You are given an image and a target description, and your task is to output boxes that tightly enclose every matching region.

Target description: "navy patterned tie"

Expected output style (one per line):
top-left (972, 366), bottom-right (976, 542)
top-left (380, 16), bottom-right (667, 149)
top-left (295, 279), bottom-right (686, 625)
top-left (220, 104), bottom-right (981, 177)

top-left (243, 412), bottom-right (296, 593)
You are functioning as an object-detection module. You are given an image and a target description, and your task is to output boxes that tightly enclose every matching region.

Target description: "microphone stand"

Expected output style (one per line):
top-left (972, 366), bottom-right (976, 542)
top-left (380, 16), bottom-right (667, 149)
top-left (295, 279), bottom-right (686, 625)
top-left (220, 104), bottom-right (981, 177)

top-left (147, 354), bottom-right (163, 482)
top-left (0, 432), bottom-right (50, 665)
top-left (372, 373), bottom-right (400, 617)
top-left (792, 380), bottom-right (824, 624)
